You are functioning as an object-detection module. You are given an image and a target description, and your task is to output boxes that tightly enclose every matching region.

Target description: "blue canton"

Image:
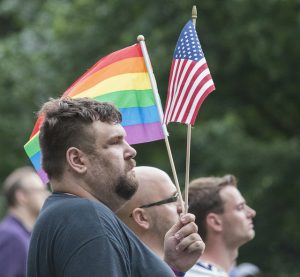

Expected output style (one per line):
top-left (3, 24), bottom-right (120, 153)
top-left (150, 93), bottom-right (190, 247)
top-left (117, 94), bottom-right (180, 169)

top-left (173, 20), bottom-right (204, 61)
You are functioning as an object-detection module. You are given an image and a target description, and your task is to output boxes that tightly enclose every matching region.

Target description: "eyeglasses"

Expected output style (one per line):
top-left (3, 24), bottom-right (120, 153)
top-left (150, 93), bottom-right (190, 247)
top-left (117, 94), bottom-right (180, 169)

top-left (129, 192), bottom-right (179, 217)
top-left (140, 192), bottom-right (179, 208)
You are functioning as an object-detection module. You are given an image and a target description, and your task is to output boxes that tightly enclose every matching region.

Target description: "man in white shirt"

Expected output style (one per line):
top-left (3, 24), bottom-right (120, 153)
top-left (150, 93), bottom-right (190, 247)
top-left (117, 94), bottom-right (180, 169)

top-left (185, 175), bottom-right (256, 277)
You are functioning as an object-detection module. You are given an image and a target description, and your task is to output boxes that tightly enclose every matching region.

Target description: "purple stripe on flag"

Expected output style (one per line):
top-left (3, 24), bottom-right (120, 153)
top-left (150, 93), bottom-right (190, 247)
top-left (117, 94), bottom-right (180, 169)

top-left (124, 122), bottom-right (165, 145)
top-left (37, 168), bottom-right (49, 184)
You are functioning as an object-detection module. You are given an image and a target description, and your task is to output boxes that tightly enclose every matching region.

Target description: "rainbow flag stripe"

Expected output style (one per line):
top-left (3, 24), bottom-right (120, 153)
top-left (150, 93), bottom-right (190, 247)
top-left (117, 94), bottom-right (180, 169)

top-left (24, 43), bottom-right (164, 183)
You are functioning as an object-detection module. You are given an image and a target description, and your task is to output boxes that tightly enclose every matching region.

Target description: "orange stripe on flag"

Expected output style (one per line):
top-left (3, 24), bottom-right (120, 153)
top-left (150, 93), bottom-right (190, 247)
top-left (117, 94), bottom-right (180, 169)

top-left (67, 57), bottom-right (146, 97)
top-left (63, 44), bottom-right (142, 97)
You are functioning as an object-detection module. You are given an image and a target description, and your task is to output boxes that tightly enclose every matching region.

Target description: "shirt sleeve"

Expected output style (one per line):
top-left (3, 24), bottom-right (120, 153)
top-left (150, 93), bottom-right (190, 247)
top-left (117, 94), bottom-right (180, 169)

top-left (62, 235), bottom-right (130, 277)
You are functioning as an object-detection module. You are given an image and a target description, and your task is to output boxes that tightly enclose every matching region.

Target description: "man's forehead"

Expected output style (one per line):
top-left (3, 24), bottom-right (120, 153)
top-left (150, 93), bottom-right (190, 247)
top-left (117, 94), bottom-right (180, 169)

top-left (157, 180), bottom-right (177, 196)
top-left (93, 121), bottom-right (126, 137)
top-left (221, 186), bottom-right (245, 204)
top-left (107, 124), bottom-right (126, 138)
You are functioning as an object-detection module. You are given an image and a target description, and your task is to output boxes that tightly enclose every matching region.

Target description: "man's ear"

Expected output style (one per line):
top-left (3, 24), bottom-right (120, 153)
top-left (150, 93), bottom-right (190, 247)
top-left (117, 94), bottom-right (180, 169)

top-left (206, 212), bottom-right (223, 232)
top-left (14, 189), bottom-right (27, 207)
top-left (131, 208), bottom-right (150, 230)
top-left (66, 147), bottom-right (87, 174)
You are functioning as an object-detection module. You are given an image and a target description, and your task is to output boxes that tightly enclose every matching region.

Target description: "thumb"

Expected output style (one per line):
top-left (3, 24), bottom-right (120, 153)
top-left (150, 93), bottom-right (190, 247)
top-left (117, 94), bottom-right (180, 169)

top-left (166, 213), bottom-right (196, 238)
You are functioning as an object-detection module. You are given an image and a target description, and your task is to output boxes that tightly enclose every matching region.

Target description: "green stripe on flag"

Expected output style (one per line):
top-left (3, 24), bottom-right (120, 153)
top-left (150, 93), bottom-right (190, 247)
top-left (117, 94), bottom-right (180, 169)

top-left (94, 89), bottom-right (155, 108)
top-left (24, 134), bottom-right (40, 157)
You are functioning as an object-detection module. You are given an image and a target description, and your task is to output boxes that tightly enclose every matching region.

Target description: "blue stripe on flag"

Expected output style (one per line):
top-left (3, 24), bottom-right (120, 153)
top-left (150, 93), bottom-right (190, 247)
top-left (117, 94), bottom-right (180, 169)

top-left (30, 151), bottom-right (42, 171)
top-left (120, 105), bottom-right (161, 126)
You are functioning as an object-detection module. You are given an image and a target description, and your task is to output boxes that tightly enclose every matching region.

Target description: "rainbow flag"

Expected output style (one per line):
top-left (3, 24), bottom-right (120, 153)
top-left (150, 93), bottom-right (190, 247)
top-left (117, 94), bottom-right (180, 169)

top-left (24, 43), bottom-right (165, 183)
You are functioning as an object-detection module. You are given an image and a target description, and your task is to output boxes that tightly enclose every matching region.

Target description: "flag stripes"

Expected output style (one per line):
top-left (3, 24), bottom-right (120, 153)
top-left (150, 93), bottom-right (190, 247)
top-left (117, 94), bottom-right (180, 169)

top-left (164, 20), bottom-right (215, 125)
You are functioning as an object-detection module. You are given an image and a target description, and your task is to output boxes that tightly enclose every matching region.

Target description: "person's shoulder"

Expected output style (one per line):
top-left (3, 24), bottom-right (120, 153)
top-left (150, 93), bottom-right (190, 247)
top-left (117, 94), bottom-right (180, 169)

top-left (43, 193), bottom-right (96, 212)
top-left (0, 223), bottom-right (26, 247)
top-left (0, 216), bottom-right (26, 239)
top-left (0, 227), bottom-right (20, 241)
top-left (37, 193), bottom-right (114, 231)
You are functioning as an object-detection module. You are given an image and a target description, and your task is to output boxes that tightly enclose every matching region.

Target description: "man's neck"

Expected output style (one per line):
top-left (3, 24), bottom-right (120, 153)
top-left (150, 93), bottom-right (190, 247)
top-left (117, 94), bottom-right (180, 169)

top-left (50, 175), bottom-right (125, 212)
top-left (9, 207), bottom-right (36, 232)
top-left (199, 239), bottom-right (238, 273)
top-left (140, 233), bottom-right (164, 259)
top-left (51, 177), bottom-right (98, 201)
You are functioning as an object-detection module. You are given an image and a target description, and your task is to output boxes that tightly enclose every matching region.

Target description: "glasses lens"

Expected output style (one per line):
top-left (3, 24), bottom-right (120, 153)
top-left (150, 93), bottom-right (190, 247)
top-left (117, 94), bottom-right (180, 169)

top-left (140, 192), bottom-right (179, 208)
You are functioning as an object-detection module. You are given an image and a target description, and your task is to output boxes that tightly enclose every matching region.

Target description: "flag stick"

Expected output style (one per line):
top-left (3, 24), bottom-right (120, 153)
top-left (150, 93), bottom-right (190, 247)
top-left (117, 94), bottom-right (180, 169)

top-left (184, 5), bottom-right (198, 213)
top-left (184, 124), bottom-right (192, 213)
top-left (137, 35), bottom-right (185, 212)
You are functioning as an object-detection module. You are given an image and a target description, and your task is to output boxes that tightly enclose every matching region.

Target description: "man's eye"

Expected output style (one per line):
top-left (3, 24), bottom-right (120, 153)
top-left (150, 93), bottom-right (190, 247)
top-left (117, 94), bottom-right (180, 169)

top-left (237, 204), bottom-right (245, 210)
top-left (110, 137), bottom-right (123, 145)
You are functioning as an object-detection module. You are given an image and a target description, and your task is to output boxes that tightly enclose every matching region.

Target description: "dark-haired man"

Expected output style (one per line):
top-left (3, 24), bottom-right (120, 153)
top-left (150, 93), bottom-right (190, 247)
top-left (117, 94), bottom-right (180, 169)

top-left (185, 175), bottom-right (256, 277)
top-left (27, 97), bottom-right (204, 277)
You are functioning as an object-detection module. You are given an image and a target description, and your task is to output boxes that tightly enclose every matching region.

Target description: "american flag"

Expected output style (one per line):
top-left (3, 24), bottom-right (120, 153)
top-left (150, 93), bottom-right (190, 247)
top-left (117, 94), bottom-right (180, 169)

top-left (164, 20), bottom-right (215, 125)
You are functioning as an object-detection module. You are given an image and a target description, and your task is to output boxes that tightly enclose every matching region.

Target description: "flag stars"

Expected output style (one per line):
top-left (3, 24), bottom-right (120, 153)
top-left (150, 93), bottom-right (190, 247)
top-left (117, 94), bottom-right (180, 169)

top-left (174, 21), bottom-right (205, 61)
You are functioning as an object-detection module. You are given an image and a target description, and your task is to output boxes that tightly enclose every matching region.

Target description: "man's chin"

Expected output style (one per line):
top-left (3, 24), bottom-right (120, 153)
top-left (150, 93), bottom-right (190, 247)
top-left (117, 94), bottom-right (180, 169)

top-left (244, 231), bottom-right (255, 243)
top-left (249, 231), bottom-right (255, 240)
top-left (115, 176), bottom-right (138, 200)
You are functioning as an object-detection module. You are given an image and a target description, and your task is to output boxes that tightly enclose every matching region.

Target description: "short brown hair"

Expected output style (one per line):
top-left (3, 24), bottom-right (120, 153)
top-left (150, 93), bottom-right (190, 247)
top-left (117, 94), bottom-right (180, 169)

top-left (188, 175), bottom-right (237, 241)
top-left (38, 97), bottom-right (122, 180)
top-left (3, 166), bottom-right (36, 207)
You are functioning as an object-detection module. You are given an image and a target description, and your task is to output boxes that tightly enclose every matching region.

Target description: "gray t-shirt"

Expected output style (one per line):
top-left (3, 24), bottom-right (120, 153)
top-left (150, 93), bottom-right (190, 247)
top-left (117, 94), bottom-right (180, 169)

top-left (27, 193), bottom-right (174, 276)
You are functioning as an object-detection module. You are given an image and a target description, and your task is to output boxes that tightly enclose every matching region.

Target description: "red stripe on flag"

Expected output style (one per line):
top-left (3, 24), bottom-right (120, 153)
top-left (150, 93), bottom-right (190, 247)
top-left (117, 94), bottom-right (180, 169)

top-left (166, 60), bottom-right (184, 122)
top-left (63, 44), bottom-right (143, 97)
top-left (188, 83), bottom-right (215, 124)
top-left (166, 59), bottom-right (190, 123)
top-left (166, 58), bottom-right (212, 124)
top-left (172, 62), bottom-right (210, 122)
top-left (170, 61), bottom-right (206, 122)
top-left (180, 75), bottom-right (215, 124)
top-left (29, 114), bottom-right (44, 139)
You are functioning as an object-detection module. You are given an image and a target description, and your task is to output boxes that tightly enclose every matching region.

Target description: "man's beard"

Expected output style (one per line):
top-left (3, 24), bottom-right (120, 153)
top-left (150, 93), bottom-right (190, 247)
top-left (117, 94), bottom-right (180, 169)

top-left (114, 173), bottom-right (138, 200)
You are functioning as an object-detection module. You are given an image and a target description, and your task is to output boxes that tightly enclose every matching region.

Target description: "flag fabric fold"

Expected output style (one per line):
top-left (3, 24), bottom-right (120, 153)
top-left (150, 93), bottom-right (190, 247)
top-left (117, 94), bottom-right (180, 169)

top-left (164, 20), bottom-right (215, 125)
top-left (24, 43), bottom-right (165, 183)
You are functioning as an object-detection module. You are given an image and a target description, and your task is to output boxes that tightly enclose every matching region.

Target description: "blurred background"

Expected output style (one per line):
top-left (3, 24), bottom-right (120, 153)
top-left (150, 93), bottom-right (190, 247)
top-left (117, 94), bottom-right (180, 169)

top-left (0, 0), bottom-right (299, 275)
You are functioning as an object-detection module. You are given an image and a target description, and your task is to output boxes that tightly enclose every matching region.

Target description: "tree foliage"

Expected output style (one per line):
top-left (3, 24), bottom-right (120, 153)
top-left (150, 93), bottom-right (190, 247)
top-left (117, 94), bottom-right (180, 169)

top-left (0, 0), bottom-right (299, 275)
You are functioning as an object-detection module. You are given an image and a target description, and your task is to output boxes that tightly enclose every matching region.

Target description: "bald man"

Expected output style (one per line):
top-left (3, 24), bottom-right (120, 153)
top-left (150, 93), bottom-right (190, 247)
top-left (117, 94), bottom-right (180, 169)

top-left (116, 166), bottom-right (183, 258)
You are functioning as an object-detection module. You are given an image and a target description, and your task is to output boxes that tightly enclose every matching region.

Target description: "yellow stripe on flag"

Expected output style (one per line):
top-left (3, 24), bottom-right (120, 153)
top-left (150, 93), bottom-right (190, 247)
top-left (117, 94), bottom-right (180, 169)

top-left (73, 72), bottom-right (151, 99)
top-left (68, 57), bottom-right (146, 97)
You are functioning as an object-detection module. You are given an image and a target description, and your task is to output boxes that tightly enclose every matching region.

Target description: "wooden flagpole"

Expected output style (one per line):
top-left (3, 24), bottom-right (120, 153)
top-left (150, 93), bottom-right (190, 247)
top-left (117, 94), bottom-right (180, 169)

top-left (137, 35), bottom-right (185, 212)
top-left (184, 5), bottom-right (198, 214)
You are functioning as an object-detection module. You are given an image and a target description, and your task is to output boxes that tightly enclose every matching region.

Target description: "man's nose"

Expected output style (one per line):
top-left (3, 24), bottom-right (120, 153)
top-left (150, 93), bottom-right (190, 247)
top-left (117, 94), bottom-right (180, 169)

top-left (247, 205), bottom-right (256, 218)
top-left (124, 141), bottom-right (137, 160)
